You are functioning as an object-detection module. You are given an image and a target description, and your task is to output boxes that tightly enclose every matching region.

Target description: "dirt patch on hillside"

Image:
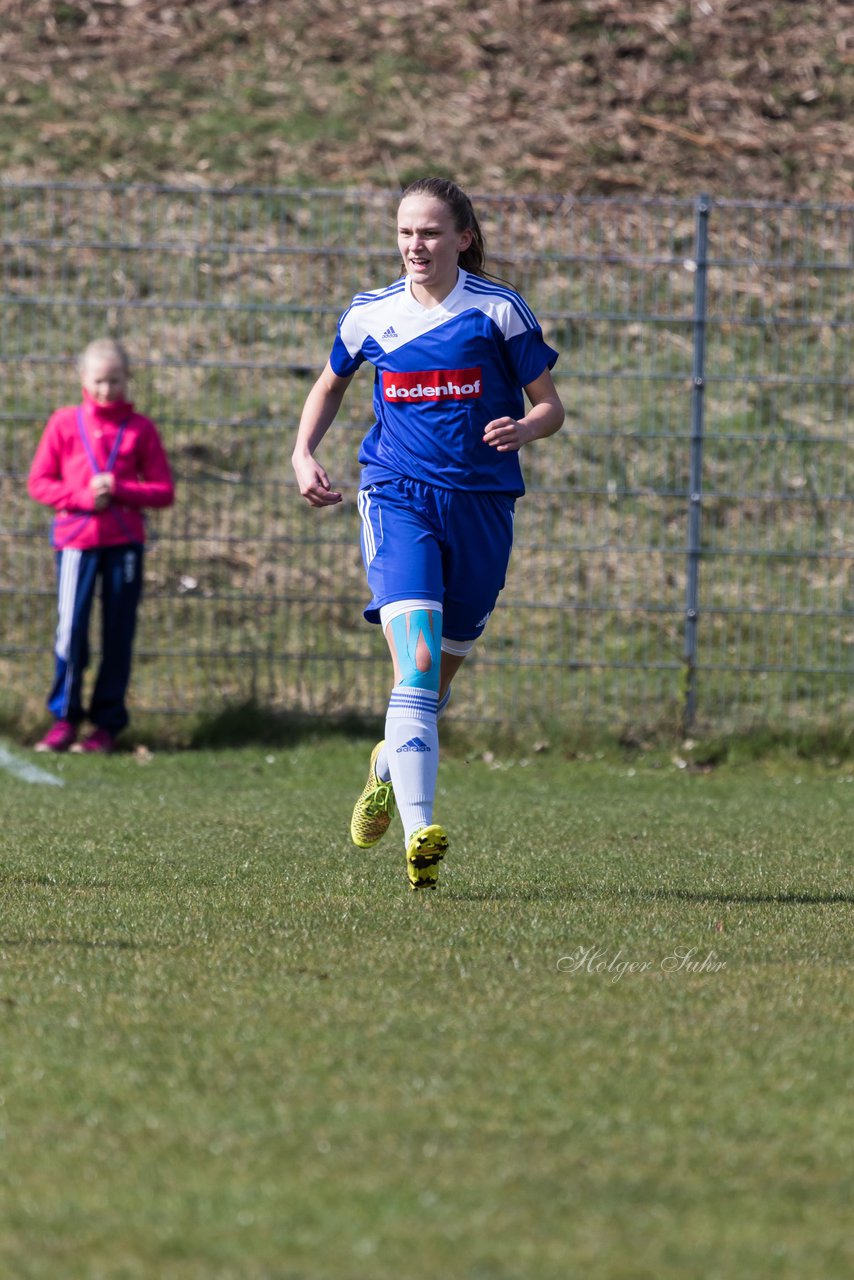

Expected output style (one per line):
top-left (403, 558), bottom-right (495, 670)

top-left (1, 0), bottom-right (851, 199)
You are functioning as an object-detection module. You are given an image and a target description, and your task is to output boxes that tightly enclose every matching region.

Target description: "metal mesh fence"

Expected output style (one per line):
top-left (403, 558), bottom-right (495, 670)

top-left (1, 183), bottom-right (851, 733)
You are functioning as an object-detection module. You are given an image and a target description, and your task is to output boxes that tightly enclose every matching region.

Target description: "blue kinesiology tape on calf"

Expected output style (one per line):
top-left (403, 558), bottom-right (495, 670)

top-left (389, 609), bottom-right (441, 692)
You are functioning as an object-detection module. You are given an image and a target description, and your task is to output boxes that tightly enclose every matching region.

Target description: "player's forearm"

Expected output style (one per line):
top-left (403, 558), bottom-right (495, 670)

top-left (292, 368), bottom-right (350, 463)
top-left (293, 407), bottom-right (335, 462)
top-left (519, 396), bottom-right (565, 443)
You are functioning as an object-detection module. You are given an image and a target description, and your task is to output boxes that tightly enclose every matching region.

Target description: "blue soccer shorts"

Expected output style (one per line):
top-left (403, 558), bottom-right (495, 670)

top-left (357, 476), bottom-right (516, 642)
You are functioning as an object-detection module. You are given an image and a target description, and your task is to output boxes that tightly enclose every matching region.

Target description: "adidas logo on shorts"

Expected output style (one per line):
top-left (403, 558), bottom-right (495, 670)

top-left (397, 736), bottom-right (430, 753)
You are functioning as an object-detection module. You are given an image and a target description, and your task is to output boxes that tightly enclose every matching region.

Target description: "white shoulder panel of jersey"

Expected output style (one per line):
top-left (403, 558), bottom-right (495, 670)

top-left (455, 274), bottom-right (536, 340)
top-left (337, 282), bottom-right (398, 358)
top-left (347, 285), bottom-right (460, 355)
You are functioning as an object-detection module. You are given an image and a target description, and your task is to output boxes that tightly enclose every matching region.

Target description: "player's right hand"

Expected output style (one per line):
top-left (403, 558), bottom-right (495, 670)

top-left (292, 454), bottom-right (343, 507)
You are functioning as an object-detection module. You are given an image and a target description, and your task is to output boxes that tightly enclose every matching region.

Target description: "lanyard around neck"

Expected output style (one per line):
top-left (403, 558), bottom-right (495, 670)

top-left (76, 406), bottom-right (129, 475)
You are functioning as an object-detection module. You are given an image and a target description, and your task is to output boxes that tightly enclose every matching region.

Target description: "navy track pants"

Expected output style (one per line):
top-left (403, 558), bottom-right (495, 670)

top-left (47, 543), bottom-right (144, 734)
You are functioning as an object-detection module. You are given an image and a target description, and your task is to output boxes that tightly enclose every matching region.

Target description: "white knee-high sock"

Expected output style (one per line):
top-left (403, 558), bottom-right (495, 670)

top-left (384, 685), bottom-right (439, 842)
top-left (376, 686), bottom-right (451, 784)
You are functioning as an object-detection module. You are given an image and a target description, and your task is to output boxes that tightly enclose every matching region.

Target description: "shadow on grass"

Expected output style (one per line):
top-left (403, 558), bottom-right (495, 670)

top-left (185, 701), bottom-right (383, 750)
top-left (4, 697), bottom-right (852, 760)
top-left (143, 711), bottom-right (854, 761)
top-left (3, 874), bottom-right (111, 890)
top-left (448, 886), bottom-right (854, 905)
top-left (637, 888), bottom-right (854, 906)
top-left (0, 936), bottom-right (146, 950)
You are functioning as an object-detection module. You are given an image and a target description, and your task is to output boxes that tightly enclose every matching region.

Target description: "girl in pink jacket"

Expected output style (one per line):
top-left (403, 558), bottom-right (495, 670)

top-left (28, 339), bottom-right (175, 753)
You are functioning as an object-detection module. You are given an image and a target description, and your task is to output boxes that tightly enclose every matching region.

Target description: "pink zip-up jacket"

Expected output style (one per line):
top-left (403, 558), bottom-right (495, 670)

top-left (28, 390), bottom-right (175, 550)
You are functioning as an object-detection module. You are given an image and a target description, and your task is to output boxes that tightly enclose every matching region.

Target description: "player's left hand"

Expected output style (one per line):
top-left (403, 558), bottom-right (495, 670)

top-left (483, 416), bottom-right (531, 452)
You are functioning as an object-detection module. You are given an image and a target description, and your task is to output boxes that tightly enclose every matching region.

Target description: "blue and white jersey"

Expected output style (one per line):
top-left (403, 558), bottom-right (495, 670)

top-left (329, 269), bottom-right (558, 495)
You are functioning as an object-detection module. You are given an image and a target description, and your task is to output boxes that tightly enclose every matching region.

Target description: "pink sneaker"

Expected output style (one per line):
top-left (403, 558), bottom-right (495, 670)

top-left (70, 727), bottom-right (115, 755)
top-left (34, 719), bottom-right (78, 752)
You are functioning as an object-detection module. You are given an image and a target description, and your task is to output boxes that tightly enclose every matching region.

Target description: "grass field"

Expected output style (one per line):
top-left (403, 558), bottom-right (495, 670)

top-left (1, 737), bottom-right (851, 1279)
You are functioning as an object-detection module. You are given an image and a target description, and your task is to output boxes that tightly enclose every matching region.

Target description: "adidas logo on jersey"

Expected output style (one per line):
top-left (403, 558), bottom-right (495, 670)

top-left (382, 367), bottom-right (483, 403)
top-left (396, 736), bottom-right (431, 754)
top-left (381, 325), bottom-right (399, 341)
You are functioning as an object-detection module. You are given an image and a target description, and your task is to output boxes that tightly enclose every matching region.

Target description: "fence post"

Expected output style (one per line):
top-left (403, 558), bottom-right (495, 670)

top-left (682, 194), bottom-right (711, 733)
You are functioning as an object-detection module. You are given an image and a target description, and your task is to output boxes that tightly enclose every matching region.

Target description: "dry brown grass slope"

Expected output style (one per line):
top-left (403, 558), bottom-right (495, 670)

top-left (0, 0), bottom-right (851, 198)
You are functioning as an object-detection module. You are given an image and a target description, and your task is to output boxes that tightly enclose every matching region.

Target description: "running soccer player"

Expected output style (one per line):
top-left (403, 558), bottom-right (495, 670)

top-left (292, 177), bottom-right (564, 890)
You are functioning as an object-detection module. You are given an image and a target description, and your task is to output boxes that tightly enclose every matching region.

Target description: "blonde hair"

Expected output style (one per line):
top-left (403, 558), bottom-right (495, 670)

top-left (78, 337), bottom-right (130, 377)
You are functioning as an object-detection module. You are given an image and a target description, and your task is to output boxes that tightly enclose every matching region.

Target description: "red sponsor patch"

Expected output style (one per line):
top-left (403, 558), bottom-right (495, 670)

top-left (382, 367), bottom-right (483, 404)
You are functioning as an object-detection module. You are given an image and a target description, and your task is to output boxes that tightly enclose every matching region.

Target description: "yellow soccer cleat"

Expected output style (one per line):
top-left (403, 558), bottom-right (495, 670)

top-left (406, 824), bottom-right (449, 891)
top-left (350, 742), bottom-right (396, 848)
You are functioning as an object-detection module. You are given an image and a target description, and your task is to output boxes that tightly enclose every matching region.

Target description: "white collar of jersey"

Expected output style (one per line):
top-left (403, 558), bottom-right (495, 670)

top-left (404, 268), bottom-right (467, 316)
